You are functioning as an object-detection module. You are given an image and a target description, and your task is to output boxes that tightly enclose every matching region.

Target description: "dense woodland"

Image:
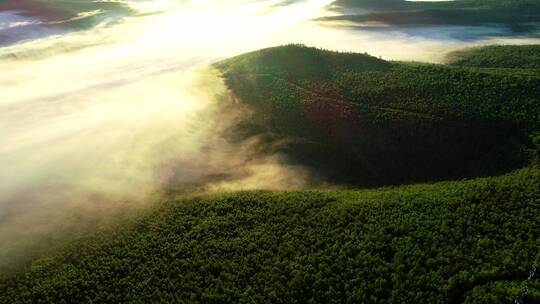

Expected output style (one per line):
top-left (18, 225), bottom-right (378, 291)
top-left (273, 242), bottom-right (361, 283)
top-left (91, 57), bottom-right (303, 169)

top-left (216, 44), bottom-right (540, 186)
top-left (1, 45), bottom-right (539, 303)
top-left (448, 45), bottom-right (540, 69)
top-left (1, 168), bottom-right (539, 303)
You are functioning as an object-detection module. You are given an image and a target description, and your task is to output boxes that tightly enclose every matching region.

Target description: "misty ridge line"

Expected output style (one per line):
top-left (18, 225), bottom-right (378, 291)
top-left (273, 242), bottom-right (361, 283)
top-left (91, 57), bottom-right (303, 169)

top-left (0, 65), bottom-right (321, 274)
top-left (0, 0), bottom-right (341, 273)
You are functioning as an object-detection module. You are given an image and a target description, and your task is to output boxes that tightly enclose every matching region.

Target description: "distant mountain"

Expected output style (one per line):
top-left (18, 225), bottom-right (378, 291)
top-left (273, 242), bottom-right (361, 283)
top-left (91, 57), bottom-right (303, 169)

top-left (321, 0), bottom-right (540, 32)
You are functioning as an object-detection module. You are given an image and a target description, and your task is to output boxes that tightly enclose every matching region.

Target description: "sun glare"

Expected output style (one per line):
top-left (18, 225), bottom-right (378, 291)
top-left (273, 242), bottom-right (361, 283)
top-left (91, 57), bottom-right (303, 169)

top-left (128, 0), bottom-right (336, 52)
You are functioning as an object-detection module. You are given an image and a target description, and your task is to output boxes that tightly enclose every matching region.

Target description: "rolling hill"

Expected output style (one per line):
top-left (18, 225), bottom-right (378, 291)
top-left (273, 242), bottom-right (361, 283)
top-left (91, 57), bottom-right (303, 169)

top-left (1, 168), bottom-right (539, 303)
top-left (447, 44), bottom-right (540, 69)
top-left (216, 44), bottom-right (540, 186)
top-left (1, 44), bottom-right (539, 303)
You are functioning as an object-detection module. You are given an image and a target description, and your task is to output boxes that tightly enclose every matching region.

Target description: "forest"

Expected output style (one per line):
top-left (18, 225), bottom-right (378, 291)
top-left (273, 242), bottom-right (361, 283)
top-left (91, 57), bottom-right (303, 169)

top-left (1, 168), bottom-right (539, 304)
top-left (447, 45), bottom-right (540, 69)
top-left (1, 44), bottom-right (539, 303)
top-left (216, 44), bottom-right (540, 186)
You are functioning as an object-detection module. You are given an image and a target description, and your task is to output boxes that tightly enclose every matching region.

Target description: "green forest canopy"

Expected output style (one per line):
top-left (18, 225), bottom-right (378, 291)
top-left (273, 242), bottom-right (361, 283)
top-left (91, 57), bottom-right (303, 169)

top-left (1, 44), bottom-right (539, 303)
top-left (1, 168), bottom-right (539, 303)
top-left (216, 44), bottom-right (540, 186)
top-left (448, 45), bottom-right (540, 69)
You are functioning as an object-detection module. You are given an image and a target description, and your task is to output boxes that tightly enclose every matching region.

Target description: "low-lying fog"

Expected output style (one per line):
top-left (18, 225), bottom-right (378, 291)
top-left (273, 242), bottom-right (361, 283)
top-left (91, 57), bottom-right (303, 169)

top-left (1, 0), bottom-right (539, 271)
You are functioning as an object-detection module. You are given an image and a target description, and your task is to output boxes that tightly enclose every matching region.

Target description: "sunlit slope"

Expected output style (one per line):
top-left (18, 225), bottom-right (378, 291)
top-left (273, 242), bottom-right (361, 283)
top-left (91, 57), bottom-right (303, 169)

top-left (1, 168), bottom-right (539, 303)
top-left (216, 45), bottom-right (540, 186)
top-left (323, 0), bottom-right (540, 30)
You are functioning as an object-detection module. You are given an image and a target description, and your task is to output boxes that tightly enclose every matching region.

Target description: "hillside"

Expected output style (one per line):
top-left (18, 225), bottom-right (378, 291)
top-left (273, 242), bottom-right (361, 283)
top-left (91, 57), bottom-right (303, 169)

top-left (1, 168), bottom-right (539, 304)
top-left (216, 44), bottom-right (540, 186)
top-left (1, 44), bottom-right (539, 304)
top-left (447, 45), bottom-right (540, 69)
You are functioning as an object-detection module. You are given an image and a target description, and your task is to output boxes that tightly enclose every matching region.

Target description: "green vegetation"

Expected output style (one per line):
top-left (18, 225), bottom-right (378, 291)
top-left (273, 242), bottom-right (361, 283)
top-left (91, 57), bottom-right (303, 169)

top-left (216, 44), bottom-right (540, 186)
top-left (322, 0), bottom-right (540, 31)
top-left (1, 44), bottom-right (539, 303)
top-left (448, 45), bottom-right (540, 69)
top-left (1, 168), bottom-right (539, 303)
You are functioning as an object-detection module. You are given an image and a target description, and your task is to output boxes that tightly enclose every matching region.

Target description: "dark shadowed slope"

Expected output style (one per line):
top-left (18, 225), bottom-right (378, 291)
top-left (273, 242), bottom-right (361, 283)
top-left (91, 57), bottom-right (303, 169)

top-left (321, 0), bottom-right (540, 33)
top-left (216, 44), bottom-right (540, 186)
